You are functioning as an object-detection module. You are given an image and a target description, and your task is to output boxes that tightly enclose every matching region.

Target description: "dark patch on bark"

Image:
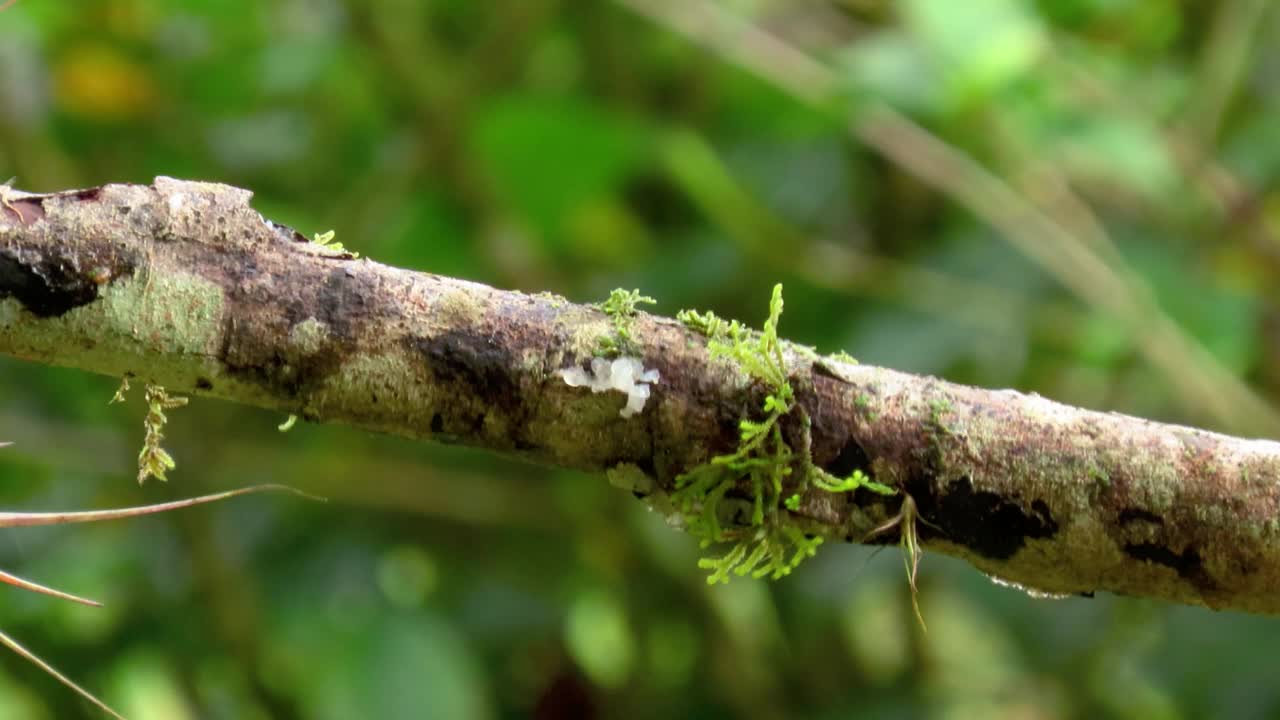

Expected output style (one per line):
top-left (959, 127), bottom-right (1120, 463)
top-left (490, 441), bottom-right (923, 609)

top-left (823, 437), bottom-right (873, 479)
top-left (69, 188), bottom-right (102, 203)
top-left (220, 262), bottom-right (371, 399)
top-left (222, 348), bottom-right (296, 397)
top-left (0, 244), bottom-right (136, 318)
top-left (195, 377), bottom-right (213, 391)
top-left (308, 266), bottom-right (372, 343)
top-left (220, 329), bottom-right (346, 400)
top-left (1118, 507), bottom-right (1163, 525)
top-left (218, 247), bottom-right (262, 288)
top-left (1125, 544), bottom-right (1182, 568)
top-left (905, 473), bottom-right (1059, 560)
top-left (266, 219), bottom-right (309, 244)
top-left (635, 454), bottom-right (656, 479)
top-left (794, 376), bottom-right (857, 469)
top-left (1124, 542), bottom-right (1215, 591)
top-left (405, 329), bottom-right (522, 416)
top-left (812, 361), bottom-right (849, 383)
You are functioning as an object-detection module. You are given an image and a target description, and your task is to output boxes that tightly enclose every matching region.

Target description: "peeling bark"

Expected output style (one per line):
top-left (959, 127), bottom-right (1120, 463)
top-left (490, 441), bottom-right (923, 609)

top-left (4, 178), bottom-right (1280, 614)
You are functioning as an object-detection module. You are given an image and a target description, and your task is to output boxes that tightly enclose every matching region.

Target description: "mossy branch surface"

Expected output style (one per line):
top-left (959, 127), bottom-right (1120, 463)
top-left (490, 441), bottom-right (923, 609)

top-left (597, 287), bottom-right (655, 356)
top-left (5, 178), bottom-right (1280, 613)
top-left (675, 284), bottom-right (895, 583)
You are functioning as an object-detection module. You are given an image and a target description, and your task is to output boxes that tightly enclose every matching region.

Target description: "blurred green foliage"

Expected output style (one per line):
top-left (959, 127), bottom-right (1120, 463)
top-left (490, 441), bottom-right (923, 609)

top-left (4, 0), bottom-right (1280, 717)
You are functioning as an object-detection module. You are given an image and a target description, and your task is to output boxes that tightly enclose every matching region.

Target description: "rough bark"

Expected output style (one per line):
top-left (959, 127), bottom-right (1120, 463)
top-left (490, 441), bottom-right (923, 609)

top-left (3, 177), bottom-right (1280, 614)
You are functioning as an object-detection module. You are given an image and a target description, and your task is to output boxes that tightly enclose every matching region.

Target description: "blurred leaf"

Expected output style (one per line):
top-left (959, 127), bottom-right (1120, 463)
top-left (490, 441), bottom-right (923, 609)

top-left (841, 575), bottom-right (910, 685)
top-left (565, 196), bottom-right (654, 268)
top-left (470, 95), bottom-right (650, 247)
top-left (1124, 241), bottom-right (1260, 374)
top-left (108, 649), bottom-right (198, 720)
top-left (206, 111), bottom-right (313, 171)
top-left (565, 589), bottom-right (633, 690)
top-left (922, 587), bottom-right (1046, 715)
top-left (258, 37), bottom-right (336, 97)
top-left (0, 671), bottom-right (52, 720)
top-left (723, 134), bottom-right (851, 229)
top-left (903, 0), bottom-right (1046, 107)
top-left (362, 614), bottom-right (492, 720)
top-left (1073, 313), bottom-right (1133, 368)
top-left (375, 545), bottom-right (439, 609)
top-left (0, 26), bottom-right (50, 128)
top-left (839, 31), bottom-right (942, 114)
top-left (381, 191), bottom-right (479, 278)
top-left (1052, 115), bottom-right (1179, 202)
top-left (274, 603), bottom-right (493, 720)
top-left (1222, 112), bottom-right (1280, 185)
top-left (644, 618), bottom-right (698, 689)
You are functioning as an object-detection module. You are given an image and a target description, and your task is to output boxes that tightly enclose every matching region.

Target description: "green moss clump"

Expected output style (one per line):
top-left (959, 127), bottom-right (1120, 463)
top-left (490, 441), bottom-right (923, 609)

top-left (311, 229), bottom-right (359, 258)
top-left (597, 288), bottom-right (656, 355)
top-left (698, 525), bottom-right (823, 584)
top-left (676, 307), bottom-right (741, 338)
top-left (112, 377), bottom-right (188, 484)
top-left (673, 284), bottom-right (895, 584)
top-left (829, 350), bottom-right (858, 365)
top-left (1088, 464), bottom-right (1110, 488)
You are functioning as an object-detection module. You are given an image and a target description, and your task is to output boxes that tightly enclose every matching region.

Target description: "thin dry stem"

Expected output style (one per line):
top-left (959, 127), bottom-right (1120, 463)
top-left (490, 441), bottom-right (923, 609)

top-left (0, 485), bottom-right (321, 527)
top-left (0, 569), bottom-right (102, 607)
top-left (0, 628), bottom-right (126, 719)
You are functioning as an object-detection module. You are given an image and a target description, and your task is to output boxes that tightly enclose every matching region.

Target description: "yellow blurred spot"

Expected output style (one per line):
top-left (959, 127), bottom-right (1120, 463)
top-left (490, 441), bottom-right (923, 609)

top-left (54, 45), bottom-right (155, 120)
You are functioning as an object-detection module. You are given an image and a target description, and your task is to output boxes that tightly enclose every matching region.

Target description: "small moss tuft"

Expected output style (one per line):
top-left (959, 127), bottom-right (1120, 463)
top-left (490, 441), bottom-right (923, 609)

top-left (698, 525), bottom-right (823, 584)
top-left (1088, 464), bottom-right (1111, 488)
top-left (597, 288), bottom-right (656, 355)
top-left (676, 307), bottom-right (741, 338)
top-left (111, 378), bottom-right (189, 484)
top-left (673, 284), bottom-right (896, 584)
top-left (829, 350), bottom-right (858, 365)
top-left (311, 229), bottom-right (359, 258)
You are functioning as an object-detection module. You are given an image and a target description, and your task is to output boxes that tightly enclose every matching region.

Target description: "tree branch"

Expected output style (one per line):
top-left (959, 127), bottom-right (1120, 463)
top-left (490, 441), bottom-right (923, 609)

top-left (3, 178), bottom-right (1280, 614)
